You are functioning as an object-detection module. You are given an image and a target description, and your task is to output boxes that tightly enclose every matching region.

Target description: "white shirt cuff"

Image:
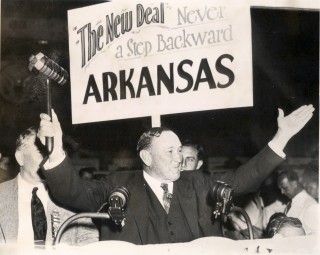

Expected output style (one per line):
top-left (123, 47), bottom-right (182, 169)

top-left (268, 140), bottom-right (286, 159)
top-left (43, 152), bottom-right (66, 170)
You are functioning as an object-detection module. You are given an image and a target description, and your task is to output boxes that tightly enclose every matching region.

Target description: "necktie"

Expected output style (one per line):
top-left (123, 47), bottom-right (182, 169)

top-left (31, 187), bottom-right (47, 243)
top-left (160, 183), bottom-right (172, 214)
top-left (285, 201), bottom-right (292, 214)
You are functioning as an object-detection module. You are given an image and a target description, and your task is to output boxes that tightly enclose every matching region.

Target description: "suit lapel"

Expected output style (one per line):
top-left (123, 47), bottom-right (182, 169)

top-left (46, 197), bottom-right (57, 244)
top-left (126, 172), bottom-right (149, 244)
top-left (46, 196), bottom-right (71, 244)
top-left (175, 178), bottom-right (200, 239)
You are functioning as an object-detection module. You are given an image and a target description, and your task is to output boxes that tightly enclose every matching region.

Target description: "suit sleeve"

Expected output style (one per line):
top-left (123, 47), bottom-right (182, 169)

top-left (212, 146), bottom-right (284, 196)
top-left (41, 156), bottom-right (113, 212)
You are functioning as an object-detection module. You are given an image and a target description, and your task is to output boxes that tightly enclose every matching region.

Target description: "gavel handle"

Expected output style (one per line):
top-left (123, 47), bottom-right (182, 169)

top-left (46, 79), bottom-right (54, 154)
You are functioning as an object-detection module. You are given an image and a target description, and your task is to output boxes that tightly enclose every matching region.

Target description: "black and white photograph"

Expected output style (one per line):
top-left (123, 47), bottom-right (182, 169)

top-left (0, 0), bottom-right (319, 254)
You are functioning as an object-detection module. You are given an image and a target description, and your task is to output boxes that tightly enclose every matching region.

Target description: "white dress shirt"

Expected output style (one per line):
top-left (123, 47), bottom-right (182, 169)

top-left (17, 174), bottom-right (48, 244)
top-left (286, 189), bottom-right (319, 235)
top-left (143, 171), bottom-right (173, 209)
top-left (268, 140), bottom-right (286, 159)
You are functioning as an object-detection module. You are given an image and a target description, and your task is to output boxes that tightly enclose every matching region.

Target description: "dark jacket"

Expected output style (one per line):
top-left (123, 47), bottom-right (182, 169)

top-left (42, 146), bottom-right (284, 244)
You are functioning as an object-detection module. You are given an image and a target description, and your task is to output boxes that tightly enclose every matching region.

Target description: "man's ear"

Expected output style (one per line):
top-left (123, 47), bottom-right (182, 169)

top-left (15, 151), bottom-right (23, 167)
top-left (196, 160), bottom-right (203, 170)
top-left (139, 150), bottom-right (152, 166)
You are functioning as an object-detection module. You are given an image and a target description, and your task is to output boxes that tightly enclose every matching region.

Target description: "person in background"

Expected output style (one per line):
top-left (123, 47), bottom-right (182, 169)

top-left (265, 213), bottom-right (306, 238)
top-left (0, 153), bottom-right (18, 183)
top-left (300, 160), bottom-right (319, 202)
top-left (277, 169), bottom-right (319, 235)
top-left (39, 105), bottom-right (314, 244)
top-left (181, 141), bottom-right (205, 171)
top-left (79, 167), bottom-right (96, 181)
top-left (0, 127), bottom-right (99, 245)
top-left (181, 143), bottom-right (246, 173)
top-left (227, 169), bottom-right (288, 239)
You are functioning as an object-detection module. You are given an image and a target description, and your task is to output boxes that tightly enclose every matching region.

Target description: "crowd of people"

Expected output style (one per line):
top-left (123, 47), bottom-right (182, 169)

top-left (0, 104), bottom-right (318, 247)
top-left (226, 161), bottom-right (319, 239)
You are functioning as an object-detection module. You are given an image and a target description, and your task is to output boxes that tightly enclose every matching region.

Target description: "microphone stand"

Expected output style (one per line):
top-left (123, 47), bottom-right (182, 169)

top-left (228, 206), bottom-right (254, 240)
top-left (53, 212), bottom-right (110, 245)
top-left (211, 181), bottom-right (253, 240)
top-left (46, 78), bottom-right (54, 154)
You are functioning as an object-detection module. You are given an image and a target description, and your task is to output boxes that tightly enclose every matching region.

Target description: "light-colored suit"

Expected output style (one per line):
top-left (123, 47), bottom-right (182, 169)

top-left (0, 176), bottom-right (99, 245)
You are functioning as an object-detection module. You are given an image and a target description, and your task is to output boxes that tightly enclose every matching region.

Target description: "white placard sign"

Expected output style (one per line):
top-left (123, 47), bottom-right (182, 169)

top-left (68, 0), bottom-right (253, 124)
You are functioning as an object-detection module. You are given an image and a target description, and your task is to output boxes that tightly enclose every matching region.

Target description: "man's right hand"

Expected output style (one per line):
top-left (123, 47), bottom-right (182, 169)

top-left (270, 104), bottom-right (315, 153)
top-left (38, 109), bottom-right (65, 163)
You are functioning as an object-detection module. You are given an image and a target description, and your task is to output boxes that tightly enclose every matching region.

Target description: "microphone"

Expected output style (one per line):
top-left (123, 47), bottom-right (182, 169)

top-left (211, 181), bottom-right (254, 239)
top-left (108, 187), bottom-right (130, 226)
top-left (54, 186), bottom-right (130, 244)
top-left (109, 187), bottom-right (130, 208)
top-left (28, 52), bottom-right (68, 85)
top-left (211, 181), bottom-right (234, 221)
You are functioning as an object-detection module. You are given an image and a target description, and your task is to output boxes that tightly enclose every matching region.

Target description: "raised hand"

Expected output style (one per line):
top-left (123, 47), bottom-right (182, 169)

top-left (37, 109), bottom-right (64, 162)
top-left (277, 104), bottom-right (314, 139)
top-left (272, 104), bottom-right (315, 151)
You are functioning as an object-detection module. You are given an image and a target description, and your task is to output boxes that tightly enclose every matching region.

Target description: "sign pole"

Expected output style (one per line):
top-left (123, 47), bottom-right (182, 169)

top-left (151, 115), bottom-right (161, 127)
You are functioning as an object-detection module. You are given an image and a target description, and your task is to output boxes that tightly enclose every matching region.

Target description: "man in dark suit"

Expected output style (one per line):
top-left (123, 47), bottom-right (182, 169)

top-left (39, 105), bottom-right (314, 245)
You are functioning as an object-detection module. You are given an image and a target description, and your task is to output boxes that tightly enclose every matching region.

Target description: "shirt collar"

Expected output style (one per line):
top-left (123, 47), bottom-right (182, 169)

top-left (17, 173), bottom-right (46, 190)
top-left (143, 171), bottom-right (173, 194)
